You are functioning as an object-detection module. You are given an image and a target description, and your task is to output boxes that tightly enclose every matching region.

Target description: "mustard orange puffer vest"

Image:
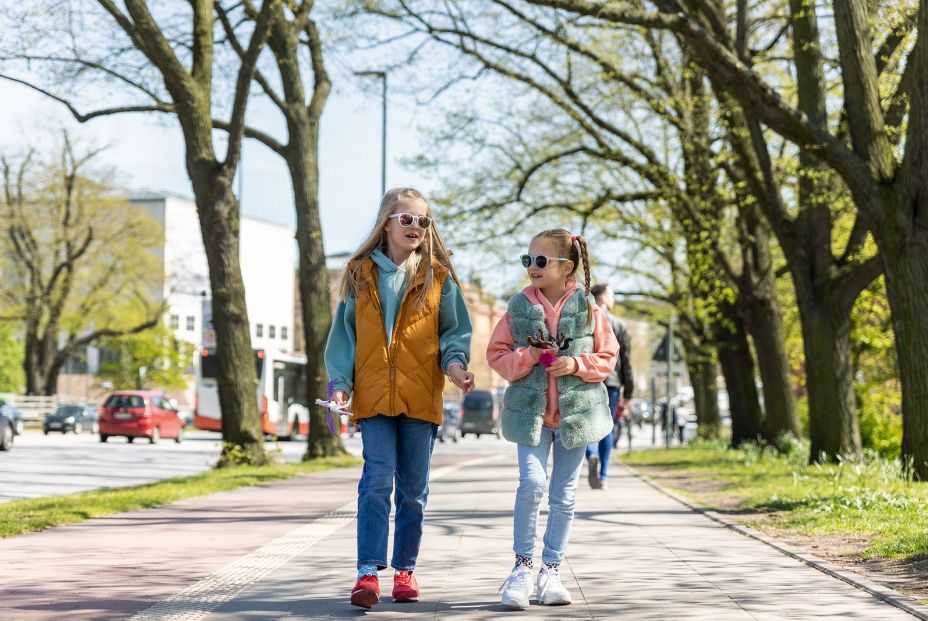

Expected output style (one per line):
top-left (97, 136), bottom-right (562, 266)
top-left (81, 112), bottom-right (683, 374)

top-left (351, 256), bottom-right (448, 426)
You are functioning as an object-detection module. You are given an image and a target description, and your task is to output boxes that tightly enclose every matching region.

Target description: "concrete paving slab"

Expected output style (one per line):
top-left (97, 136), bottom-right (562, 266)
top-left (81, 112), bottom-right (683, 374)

top-left (198, 455), bottom-right (919, 620)
top-left (3, 446), bottom-right (922, 621)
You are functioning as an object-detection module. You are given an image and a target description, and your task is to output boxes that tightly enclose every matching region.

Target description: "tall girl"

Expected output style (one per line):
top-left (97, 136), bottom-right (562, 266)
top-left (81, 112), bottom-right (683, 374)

top-left (325, 187), bottom-right (475, 609)
top-left (487, 229), bottom-right (618, 609)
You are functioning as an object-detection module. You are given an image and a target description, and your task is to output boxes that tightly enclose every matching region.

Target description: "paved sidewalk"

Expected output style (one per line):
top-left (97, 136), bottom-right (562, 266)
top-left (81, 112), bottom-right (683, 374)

top-left (2, 450), bottom-right (924, 620)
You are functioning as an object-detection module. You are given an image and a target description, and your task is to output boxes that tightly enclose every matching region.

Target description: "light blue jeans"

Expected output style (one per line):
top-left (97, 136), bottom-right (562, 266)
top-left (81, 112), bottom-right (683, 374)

top-left (513, 425), bottom-right (586, 564)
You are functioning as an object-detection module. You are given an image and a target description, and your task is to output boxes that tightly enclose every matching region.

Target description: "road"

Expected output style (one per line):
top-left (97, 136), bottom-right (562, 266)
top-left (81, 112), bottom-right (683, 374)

top-left (0, 422), bottom-right (658, 503)
top-left (0, 430), bottom-right (326, 503)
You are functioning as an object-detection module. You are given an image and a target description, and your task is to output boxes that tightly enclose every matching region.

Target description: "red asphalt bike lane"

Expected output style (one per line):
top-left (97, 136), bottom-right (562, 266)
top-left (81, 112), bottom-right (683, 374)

top-left (0, 453), bottom-right (473, 620)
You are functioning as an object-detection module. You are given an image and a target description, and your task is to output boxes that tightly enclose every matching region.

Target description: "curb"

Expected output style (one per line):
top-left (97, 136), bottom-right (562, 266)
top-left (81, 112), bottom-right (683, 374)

top-left (621, 464), bottom-right (928, 621)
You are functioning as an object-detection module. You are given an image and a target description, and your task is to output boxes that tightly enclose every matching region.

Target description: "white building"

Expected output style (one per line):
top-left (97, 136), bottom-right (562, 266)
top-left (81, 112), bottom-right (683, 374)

top-left (58, 193), bottom-right (296, 401)
top-left (133, 192), bottom-right (296, 354)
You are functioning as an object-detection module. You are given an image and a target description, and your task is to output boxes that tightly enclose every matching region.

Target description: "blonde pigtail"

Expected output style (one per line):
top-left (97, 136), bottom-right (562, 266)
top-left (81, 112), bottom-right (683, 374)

top-left (577, 236), bottom-right (593, 329)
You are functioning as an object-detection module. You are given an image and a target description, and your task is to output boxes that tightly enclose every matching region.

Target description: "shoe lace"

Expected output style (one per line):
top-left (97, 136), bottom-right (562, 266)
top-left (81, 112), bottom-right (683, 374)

top-left (498, 566), bottom-right (529, 594)
top-left (355, 574), bottom-right (377, 589)
top-left (395, 570), bottom-right (413, 585)
top-left (537, 567), bottom-right (559, 598)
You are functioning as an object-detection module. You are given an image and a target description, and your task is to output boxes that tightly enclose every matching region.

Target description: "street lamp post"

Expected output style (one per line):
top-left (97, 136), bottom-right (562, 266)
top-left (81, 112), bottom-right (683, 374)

top-left (354, 70), bottom-right (387, 196)
top-left (665, 312), bottom-right (675, 447)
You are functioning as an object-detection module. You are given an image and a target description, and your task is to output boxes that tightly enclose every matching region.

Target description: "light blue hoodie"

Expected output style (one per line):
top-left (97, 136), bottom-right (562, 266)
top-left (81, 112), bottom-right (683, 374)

top-left (324, 248), bottom-right (472, 395)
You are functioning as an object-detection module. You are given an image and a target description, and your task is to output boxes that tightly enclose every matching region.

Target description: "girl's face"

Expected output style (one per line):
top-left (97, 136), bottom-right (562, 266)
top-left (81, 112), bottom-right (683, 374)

top-left (384, 197), bottom-right (430, 255)
top-left (526, 237), bottom-right (573, 291)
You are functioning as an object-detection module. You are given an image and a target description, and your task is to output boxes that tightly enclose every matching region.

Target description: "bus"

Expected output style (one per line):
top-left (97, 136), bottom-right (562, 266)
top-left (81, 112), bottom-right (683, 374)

top-left (194, 347), bottom-right (310, 438)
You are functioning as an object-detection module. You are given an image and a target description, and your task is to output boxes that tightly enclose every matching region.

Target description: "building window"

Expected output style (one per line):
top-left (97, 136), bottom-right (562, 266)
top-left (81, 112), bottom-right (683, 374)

top-left (186, 316), bottom-right (195, 331)
top-left (170, 315), bottom-right (179, 329)
top-left (256, 324), bottom-right (263, 338)
top-left (269, 325), bottom-right (276, 339)
top-left (63, 348), bottom-right (90, 375)
top-left (281, 326), bottom-right (288, 340)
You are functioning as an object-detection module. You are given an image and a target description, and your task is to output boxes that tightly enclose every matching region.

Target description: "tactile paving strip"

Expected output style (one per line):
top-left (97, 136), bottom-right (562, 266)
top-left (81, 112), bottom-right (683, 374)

top-left (130, 505), bottom-right (356, 621)
top-left (130, 455), bottom-right (502, 621)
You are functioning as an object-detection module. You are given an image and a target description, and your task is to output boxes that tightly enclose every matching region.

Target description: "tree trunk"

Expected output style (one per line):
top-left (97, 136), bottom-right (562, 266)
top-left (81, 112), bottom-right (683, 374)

top-left (688, 357), bottom-right (721, 439)
top-left (287, 116), bottom-right (346, 459)
top-left (24, 328), bottom-right (57, 396)
top-left (880, 193), bottom-right (928, 479)
top-left (23, 334), bottom-right (41, 396)
top-left (711, 92), bottom-right (865, 459)
top-left (714, 302), bottom-right (763, 447)
top-left (43, 366), bottom-right (60, 397)
top-left (741, 290), bottom-right (801, 442)
top-left (735, 205), bottom-right (801, 442)
top-left (261, 8), bottom-right (343, 459)
top-left (192, 172), bottom-right (266, 466)
top-left (831, 0), bottom-right (928, 478)
top-left (798, 294), bottom-right (861, 461)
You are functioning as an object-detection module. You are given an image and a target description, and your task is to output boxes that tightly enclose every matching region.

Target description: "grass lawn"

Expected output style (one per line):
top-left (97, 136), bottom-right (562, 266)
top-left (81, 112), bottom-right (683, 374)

top-left (0, 454), bottom-right (361, 538)
top-left (619, 442), bottom-right (928, 562)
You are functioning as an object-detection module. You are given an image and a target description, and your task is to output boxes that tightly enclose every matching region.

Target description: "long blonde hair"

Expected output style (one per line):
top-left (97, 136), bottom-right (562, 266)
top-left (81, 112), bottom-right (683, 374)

top-left (334, 187), bottom-right (461, 309)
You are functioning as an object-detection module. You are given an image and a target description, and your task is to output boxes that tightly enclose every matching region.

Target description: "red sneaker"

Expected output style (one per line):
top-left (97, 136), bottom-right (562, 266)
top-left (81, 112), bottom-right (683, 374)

top-left (350, 574), bottom-right (380, 609)
top-left (392, 570), bottom-right (420, 602)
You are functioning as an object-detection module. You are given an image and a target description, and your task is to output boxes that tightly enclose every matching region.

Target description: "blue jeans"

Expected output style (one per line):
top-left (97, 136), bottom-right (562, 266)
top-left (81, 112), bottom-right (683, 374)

top-left (585, 387), bottom-right (620, 479)
top-left (513, 425), bottom-right (586, 564)
top-left (357, 414), bottom-right (437, 571)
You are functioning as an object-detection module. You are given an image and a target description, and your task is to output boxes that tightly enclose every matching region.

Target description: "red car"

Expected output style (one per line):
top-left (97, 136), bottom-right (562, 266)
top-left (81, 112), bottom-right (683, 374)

top-left (98, 391), bottom-right (185, 444)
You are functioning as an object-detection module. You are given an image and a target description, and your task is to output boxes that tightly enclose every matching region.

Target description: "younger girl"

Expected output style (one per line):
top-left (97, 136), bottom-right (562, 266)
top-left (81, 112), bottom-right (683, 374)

top-left (487, 229), bottom-right (618, 609)
top-left (325, 187), bottom-right (475, 609)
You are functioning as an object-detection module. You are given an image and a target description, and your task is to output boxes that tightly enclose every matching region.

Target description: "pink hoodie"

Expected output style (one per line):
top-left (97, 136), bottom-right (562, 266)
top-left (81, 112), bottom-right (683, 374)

top-left (486, 283), bottom-right (619, 428)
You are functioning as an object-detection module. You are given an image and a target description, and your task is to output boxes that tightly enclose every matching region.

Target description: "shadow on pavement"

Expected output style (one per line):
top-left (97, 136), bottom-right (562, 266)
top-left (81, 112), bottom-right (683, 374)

top-left (217, 596), bottom-right (517, 619)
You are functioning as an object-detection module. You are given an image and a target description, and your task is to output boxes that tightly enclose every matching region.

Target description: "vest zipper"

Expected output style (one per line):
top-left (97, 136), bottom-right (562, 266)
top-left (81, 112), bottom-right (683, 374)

top-left (372, 262), bottom-right (419, 415)
top-left (389, 279), bottom-right (415, 415)
top-left (366, 276), bottom-right (394, 408)
top-left (367, 259), bottom-right (433, 416)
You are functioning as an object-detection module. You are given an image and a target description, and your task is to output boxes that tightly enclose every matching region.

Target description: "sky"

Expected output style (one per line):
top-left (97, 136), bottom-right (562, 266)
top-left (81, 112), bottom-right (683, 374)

top-left (0, 6), bottom-right (636, 301)
top-left (0, 69), bottom-right (428, 258)
top-left (0, 61), bottom-right (537, 298)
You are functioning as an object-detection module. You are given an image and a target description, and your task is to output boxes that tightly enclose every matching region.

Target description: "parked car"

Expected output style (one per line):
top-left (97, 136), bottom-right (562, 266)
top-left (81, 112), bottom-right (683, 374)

top-left (460, 390), bottom-right (500, 438)
top-left (438, 401), bottom-right (460, 443)
top-left (43, 404), bottom-right (99, 435)
top-left (0, 409), bottom-right (14, 451)
top-left (98, 390), bottom-right (185, 444)
top-left (0, 399), bottom-right (24, 436)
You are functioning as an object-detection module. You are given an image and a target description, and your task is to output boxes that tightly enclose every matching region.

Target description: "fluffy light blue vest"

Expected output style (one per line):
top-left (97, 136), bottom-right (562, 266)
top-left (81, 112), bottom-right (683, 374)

top-left (501, 289), bottom-right (612, 449)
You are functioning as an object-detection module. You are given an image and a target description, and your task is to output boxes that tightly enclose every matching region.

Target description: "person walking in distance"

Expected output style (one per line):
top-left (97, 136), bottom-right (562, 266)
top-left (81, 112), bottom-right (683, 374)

top-left (585, 284), bottom-right (634, 489)
top-left (674, 400), bottom-right (688, 444)
top-left (325, 187), bottom-right (475, 609)
top-left (488, 230), bottom-right (618, 609)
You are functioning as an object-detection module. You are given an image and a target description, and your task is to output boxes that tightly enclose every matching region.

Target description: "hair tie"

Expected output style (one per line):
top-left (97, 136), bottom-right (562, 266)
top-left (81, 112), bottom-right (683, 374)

top-left (571, 235), bottom-right (579, 242)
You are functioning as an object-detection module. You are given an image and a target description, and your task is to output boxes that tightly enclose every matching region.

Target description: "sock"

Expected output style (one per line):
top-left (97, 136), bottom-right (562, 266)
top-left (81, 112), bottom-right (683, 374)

top-left (357, 564), bottom-right (378, 579)
top-left (543, 561), bottom-right (559, 572)
top-left (515, 554), bottom-right (534, 569)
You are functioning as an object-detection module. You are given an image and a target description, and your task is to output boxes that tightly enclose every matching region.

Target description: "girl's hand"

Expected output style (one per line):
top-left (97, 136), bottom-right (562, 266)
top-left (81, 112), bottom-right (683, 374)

top-left (546, 356), bottom-right (579, 377)
top-left (448, 364), bottom-right (476, 393)
top-left (529, 346), bottom-right (556, 362)
top-left (332, 390), bottom-right (350, 406)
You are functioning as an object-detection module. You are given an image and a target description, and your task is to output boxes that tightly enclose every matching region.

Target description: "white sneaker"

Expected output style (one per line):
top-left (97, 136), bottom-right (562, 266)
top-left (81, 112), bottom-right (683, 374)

top-left (536, 566), bottom-right (572, 605)
top-left (499, 565), bottom-right (533, 610)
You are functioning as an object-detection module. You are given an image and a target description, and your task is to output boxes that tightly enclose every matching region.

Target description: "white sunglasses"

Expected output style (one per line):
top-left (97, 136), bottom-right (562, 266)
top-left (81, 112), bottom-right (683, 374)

top-left (388, 212), bottom-right (432, 230)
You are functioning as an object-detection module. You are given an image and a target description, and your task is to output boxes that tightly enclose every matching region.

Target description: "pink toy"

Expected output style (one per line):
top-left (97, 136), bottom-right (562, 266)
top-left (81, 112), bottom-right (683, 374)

top-left (538, 351), bottom-right (557, 367)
